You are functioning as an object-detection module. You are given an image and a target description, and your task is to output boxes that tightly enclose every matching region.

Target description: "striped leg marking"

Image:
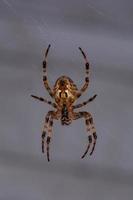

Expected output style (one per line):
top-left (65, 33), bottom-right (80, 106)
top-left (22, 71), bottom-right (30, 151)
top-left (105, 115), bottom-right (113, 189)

top-left (73, 94), bottom-right (97, 109)
top-left (46, 118), bottom-right (53, 162)
top-left (31, 94), bottom-right (57, 108)
top-left (42, 44), bottom-right (54, 98)
top-left (77, 47), bottom-right (90, 98)
top-left (74, 111), bottom-right (97, 158)
top-left (42, 111), bottom-right (54, 162)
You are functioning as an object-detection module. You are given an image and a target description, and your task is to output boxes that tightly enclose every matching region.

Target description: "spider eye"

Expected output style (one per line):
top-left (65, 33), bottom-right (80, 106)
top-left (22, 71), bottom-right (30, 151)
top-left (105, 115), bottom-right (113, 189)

top-left (60, 80), bottom-right (65, 86)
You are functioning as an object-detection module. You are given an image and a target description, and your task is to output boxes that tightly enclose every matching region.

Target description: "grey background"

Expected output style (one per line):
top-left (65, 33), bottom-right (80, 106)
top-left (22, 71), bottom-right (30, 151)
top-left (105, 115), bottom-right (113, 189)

top-left (0, 0), bottom-right (133, 199)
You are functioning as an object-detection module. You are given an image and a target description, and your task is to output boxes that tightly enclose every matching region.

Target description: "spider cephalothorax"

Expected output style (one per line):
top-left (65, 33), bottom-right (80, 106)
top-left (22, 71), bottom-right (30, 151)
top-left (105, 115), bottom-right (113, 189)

top-left (31, 44), bottom-right (97, 161)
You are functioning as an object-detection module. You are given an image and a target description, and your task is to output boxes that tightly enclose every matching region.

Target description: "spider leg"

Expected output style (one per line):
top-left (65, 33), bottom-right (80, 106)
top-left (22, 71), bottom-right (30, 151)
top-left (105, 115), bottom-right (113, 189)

top-left (73, 94), bottom-right (97, 109)
top-left (42, 111), bottom-right (55, 161)
top-left (73, 111), bottom-right (97, 158)
top-left (42, 44), bottom-right (54, 98)
top-left (77, 47), bottom-right (90, 98)
top-left (41, 112), bottom-right (51, 154)
top-left (42, 130), bottom-right (46, 153)
top-left (42, 111), bottom-right (52, 154)
top-left (46, 117), bottom-right (53, 162)
top-left (31, 94), bottom-right (57, 108)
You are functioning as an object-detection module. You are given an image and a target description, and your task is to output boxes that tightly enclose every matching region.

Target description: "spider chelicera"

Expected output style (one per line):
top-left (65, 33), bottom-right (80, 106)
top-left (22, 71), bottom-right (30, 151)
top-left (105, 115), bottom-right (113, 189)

top-left (31, 44), bottom-right (97, 161)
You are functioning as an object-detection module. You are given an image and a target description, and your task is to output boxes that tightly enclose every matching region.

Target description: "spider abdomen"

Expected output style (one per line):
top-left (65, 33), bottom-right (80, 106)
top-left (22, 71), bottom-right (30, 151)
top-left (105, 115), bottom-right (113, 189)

top-left (61, 104), bottom-right (72, 125)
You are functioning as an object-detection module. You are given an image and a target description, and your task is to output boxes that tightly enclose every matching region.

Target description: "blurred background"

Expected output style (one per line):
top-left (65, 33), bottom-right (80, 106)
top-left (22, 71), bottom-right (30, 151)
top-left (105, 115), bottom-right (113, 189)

top-left (0, 0), bottom-right (133, 199)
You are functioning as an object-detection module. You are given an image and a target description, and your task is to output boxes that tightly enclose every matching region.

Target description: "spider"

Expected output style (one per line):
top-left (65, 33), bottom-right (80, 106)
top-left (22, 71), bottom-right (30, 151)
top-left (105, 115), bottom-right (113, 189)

top-left (31, 44), bottom-right (97, 162)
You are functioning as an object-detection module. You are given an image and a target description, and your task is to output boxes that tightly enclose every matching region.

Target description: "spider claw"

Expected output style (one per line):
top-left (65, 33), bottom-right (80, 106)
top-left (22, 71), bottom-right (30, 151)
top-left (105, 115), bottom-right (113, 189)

top-left (81, 154), bottom-right (85, 159)
top-left (81, 152), bottom-right (87, 159)
top-left (47, 149), bottom-right (50, 162)
top-left (47, 156), bottom-right (50, 162)
top-left (93, 94), bottom-right (97, 99)
top-left (81, 143), bottom-right (91, 159)
top-left (89, 141), bottom-right (96, 155)
top-left (45, 44), bottom-right (51, 57)
top-left (78, 47), bottom-right (87, 60)
top-left (31, 94), bottom-right (37, 99)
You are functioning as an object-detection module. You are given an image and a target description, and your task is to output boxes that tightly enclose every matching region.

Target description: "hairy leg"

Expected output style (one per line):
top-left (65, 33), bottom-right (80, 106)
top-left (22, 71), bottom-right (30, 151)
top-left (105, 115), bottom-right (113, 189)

top-left (73, 111), bottom-right (97, 158)
top-left (73, 94), bottom-right (97, 109)
top-left (42, 111), bottom-right (56, 161)
top-left (31, 94), bottom-right (57, 108)
top-left (46, 117), bottom-right (53, 162)
top-left (42, 44), bottom-right (54, 98)
top-left (77, 47), bottom-right (90, 98)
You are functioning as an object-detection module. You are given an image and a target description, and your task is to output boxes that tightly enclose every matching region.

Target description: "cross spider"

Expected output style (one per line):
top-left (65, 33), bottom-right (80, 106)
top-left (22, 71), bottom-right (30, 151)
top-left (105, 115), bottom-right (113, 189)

top-left (31, 44), bottom-right (97, 161)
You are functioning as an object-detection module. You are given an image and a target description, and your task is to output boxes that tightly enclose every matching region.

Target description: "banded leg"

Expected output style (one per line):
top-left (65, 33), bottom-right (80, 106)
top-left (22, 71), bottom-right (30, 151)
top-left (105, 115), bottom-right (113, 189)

top-left (42, 111), bottom-right (55, 161)
top-left (42, 112), bottom-right (51, 154)
top-left (42, 44), bottom-right (54, 98)
top-left (31, 94), bottom-right (57, 108)
top-left (42, 130), bottom-right (46, 154)
top-left (73, 94), bottom-right (97, 109)
top-left (42, 111), bottom-right (52, 154)
top-left (73, 111), bottom-right (97, 158)
top-left (46, 117), bottom-right (53, 162)
top-left (77, 47), bottom-right (90, 98)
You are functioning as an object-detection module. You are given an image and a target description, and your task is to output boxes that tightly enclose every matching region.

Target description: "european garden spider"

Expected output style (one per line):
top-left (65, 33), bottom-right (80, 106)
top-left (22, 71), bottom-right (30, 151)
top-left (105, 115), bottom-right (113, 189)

top-left (31, 45), bottom-right (97, 161)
